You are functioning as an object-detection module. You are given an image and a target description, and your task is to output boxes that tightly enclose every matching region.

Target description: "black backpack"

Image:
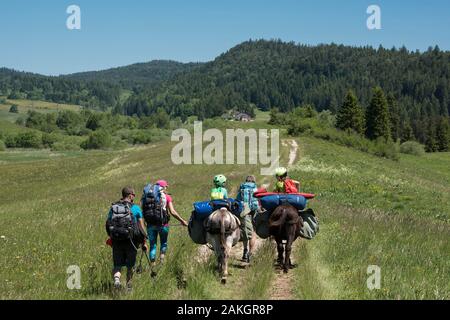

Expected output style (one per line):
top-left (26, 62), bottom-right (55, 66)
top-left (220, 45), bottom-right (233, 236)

top-left (107, 201), bottom-right (136, 241)
top-left (142, 184), bottom-right (170, 226)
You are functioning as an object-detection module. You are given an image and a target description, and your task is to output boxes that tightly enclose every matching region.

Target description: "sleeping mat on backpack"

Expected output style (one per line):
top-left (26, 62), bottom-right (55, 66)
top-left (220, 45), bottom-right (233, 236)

top-left (258, 194), bottom-right (308, 212)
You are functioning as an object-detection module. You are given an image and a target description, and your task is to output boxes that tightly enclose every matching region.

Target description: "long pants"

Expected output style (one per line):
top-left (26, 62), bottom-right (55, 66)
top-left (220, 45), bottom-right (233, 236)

top-left (147, 225), bottom-right (169, 261)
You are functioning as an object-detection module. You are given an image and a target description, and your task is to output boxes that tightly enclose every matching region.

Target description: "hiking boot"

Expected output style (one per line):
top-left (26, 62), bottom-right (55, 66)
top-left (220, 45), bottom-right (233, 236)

top-left (114, 278), bottom-right (121, 290)
top-left (136, 265), bottom-right (143, 274)
top-left (126, 282), bottom-right (133, 292)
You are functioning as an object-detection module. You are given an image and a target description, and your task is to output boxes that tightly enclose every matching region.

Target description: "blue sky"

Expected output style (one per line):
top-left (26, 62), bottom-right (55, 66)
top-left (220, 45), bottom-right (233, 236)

top-left (1, 0), bottom-right (449, 75)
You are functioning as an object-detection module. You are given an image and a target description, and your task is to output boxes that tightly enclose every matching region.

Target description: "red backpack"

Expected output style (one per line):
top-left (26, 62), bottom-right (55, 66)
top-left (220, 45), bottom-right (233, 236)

top-left (284, 179), bottom-right (299, 194)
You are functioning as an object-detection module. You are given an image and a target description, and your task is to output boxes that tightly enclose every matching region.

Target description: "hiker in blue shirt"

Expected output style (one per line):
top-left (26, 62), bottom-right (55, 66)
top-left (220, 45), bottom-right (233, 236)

top-left (106, 187), bottom-right (147, 291)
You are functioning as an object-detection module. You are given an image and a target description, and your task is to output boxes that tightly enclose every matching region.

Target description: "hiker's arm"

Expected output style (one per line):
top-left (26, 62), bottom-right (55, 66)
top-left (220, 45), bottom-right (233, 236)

top-left (168, 202), bottom-right (188, 226)
top-left (139, 218), bottom-right (146, 233)
top-left (138, 218), bottom-right (148, 251)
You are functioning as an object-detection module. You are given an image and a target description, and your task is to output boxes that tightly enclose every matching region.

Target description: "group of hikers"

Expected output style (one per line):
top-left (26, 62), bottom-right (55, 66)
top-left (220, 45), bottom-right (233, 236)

top-left (105, 167), bottom-right (299, 290)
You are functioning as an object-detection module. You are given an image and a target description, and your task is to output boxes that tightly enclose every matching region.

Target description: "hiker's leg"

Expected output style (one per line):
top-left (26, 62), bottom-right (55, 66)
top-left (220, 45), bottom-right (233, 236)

top-left (112, 242), bottom-right (126, 286)
top-left (126, 267), bottom-right (133, 283)
top-left (125, 242), bottom-right (137, 279)
top-left (159, 226), bottom-right (169, 262)
top-left (246, 215), bottom-right (254, 253)
top-left (240, 217), bottom-right (248, 256)
top-left (147, 226), bottom-right (158, 262)
top-left (249, 235), bottom-right (256, 253)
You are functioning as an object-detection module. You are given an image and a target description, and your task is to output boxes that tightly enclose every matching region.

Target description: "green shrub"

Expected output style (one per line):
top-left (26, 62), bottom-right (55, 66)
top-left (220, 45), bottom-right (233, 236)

top-left (291, 105), bottom-right (317, 118)
top-left (4, 135), bottom-right (16, 148)
top-left (15, 132), bottom-right (42, 149)
top-left (400, 141), bottom-right (425, 156)
top-left (9, 105), bottom-right (19, 113)
top-left (0, 140), bottom-right (5, 151)
top-left (371, 138), bottom-right (400, 161)
top-left (288, 121), bottom-right (312, 136)
top-left (118, 129), bottom-right (170, 145)
top-left (131, 130), bottom-right (153, 144)
top-left (25, 111), bottom-right (58, 133)
top-left (268, 108), bottom-right (287, 125)
top-left (42, 133), bottom-right (60, 148)
top-left (81, 130), bottom-right (112, 150)
top-left (85, 113), bottom-right (104, 131)
top-left (56, 110), bottom-right (84, 134)
top-left (15, 117), bottom-right (25, 126)
top-left (317, 110), bottom-right (336, 128)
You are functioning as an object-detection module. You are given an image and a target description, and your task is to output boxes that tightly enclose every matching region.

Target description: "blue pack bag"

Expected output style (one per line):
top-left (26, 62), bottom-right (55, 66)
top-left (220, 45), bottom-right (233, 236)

top-left (259, 194), bottom-right (307, 212)
top-left (192, 198), bottom-right (243, 220)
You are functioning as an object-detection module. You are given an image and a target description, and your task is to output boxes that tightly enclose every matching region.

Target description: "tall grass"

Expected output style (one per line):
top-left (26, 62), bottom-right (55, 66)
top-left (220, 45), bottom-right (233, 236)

top-left (290, 137), bottom-right (450, 299)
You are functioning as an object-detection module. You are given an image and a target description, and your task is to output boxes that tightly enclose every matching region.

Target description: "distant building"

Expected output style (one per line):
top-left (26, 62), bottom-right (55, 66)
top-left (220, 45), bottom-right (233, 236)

top-left (234, 112), bottom-right (252, 122)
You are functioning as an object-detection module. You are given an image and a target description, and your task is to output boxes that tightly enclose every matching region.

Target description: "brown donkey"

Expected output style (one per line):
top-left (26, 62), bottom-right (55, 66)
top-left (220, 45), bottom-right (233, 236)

top-left (269, 204), bottom-right (303, 273)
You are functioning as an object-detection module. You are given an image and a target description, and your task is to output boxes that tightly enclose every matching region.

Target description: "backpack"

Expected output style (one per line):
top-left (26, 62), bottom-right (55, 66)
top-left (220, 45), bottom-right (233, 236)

top-left (188, 211), bottom-right (207, 245)
top-left (298, 208), bottom-right (319, 240)
top-left (107, 202), bottom-right (135, 241)
top-left (239, 182), bottom-right (259, 212)
top-left (253, 209), bottom-right (271, 239)
top-left (142, 184), bottom-right (170, 226)
top-left (284, 179), bottom-right (299, 194)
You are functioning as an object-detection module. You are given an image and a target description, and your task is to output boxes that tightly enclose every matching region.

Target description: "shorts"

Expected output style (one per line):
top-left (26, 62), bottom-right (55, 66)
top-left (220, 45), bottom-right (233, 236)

top-left (112, 240), bottom-right (137, 269)
top-left (240, 213), bottom-right (254, 242)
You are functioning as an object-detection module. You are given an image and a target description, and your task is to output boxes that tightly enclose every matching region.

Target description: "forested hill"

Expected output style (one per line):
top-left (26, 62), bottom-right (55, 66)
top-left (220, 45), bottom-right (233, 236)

top-left (0, 67), bottom-right (122, 110)
top-left (64, 60), bottom-right (202, 87)
top-left (121, 40), bottom-right (449, 119)
top-left (0, 60), bottom-right (200, 110)
top-left (1, 39), bottom-right (449, 141)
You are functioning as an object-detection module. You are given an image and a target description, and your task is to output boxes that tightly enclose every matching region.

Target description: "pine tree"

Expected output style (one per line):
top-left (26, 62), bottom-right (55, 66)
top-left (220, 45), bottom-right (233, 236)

top-left (425, 121), bottom-right (438, 152)
top-left (387, 94), bottom-right (400, 141)
top-left (401, 121), bottom-right (414, 143)
top-left (336, 90), bottom-right (365, 134)
top-left (366, 87), bottom-right (391, 141)
top-left (436, 117), bottom-right (450, 152)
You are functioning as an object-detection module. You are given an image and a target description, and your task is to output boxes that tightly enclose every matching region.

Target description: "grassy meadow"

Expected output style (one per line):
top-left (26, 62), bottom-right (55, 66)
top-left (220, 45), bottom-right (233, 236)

top-left (0, 108), bottom-right (448, 300)
top-left (292, 137), bottom-right (449, 300)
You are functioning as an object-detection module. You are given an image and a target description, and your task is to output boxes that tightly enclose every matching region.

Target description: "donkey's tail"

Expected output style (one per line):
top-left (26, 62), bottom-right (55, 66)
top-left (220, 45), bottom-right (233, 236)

top-left (270, 208), bottom-right (288, 234)
top-left (219, 208), bottom-right (227, 250)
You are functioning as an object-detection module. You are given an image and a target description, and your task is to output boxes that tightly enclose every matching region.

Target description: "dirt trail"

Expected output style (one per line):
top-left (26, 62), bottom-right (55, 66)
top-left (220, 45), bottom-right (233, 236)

top-left (194, 139), bottom-right (300, 299)
top-left (267, 139), bottom-right (299, 300)
top-left (288, 140), bottom-right (299, 167)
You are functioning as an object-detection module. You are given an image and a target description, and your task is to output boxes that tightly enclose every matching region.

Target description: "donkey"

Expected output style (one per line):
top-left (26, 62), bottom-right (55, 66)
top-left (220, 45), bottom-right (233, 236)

top-left (204, 207), bottom-right (241, 284)
top-left (269, 204), bottom-right (303, 273)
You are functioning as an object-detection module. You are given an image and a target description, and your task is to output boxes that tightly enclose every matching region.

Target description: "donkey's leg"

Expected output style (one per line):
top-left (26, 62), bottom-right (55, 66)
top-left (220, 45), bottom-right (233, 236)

top-left (284, 233), bottom-right (295, 273)
top-left (276, 238), bottom-right (284, 266)
top-left (221, 236), bottom-right (234, 284)
top-left (221, 249), bottom-right (228, 284)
